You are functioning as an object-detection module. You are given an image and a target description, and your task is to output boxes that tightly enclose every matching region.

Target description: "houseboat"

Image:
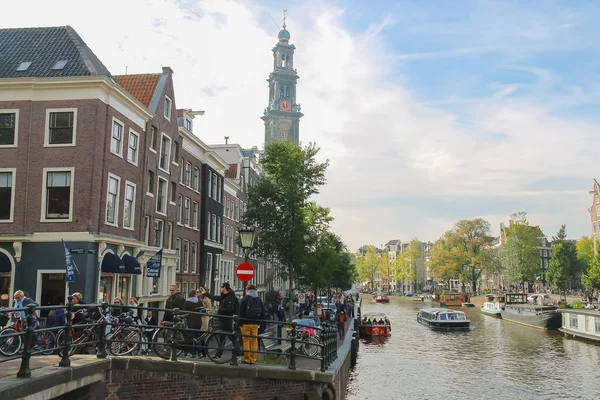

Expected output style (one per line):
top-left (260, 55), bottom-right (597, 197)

top-left (500, 293), bottom-right (561, 330)
top-left (359, 312), bottom-right (391, 337)
top-left (559, 309), bottom-right (600, 344)
top-left (416, 308), bottom-right (471, 331)
top-left (432, 292), bottom-right (468, 307)
top-left (480, 294), bottom-right (505, 318)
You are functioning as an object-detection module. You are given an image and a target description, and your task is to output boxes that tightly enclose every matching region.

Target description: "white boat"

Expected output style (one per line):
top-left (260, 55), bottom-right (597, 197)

top-left (480, 294), bottom-right (505, 318)
top-left (416, 308), bottom-right (471, 331)
top-left (559, 309), bottom-right (600, 343)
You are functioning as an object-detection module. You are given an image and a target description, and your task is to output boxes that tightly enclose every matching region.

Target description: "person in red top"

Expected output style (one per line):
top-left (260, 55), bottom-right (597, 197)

top-left (336, 311), bottom-right (345, 339)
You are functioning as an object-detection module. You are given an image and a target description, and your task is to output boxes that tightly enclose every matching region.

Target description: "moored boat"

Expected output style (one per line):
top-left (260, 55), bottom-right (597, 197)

top-left (559, 308), bottom-right (600, 344)
top-left (500, 293), bottom-right (561, 330)
top-left (480, 294), bottom-right (505, 318)
top-left (374, 295), bottom-right (390, 303)
top-left (412, 295), bottom-right (424, 302)
top-left (416, 308), bottom-right (471, 331)
top-left (461, 303), bottom-right (475, 307)
top-left (359, 312), bottom-right (391, 337)
top-left (431, 292), bottom-right (469, 307)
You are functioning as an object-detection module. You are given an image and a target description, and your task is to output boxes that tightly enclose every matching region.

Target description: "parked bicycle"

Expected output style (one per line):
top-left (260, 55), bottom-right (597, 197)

top-left (0, 311), bottom-right (55, 356)
top-left (55, 310), bottom-right (100, 356)
top-left (105, 312), bottom-right (144, 356)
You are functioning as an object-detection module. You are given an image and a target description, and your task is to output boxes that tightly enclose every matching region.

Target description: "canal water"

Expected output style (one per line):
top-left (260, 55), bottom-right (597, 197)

top-left (347, 299), bottom-right (600, 400)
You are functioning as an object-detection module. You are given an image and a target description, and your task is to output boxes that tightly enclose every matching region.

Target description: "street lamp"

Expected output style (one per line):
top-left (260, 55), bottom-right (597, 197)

top-left (238, 226), bottom-right (257, 262)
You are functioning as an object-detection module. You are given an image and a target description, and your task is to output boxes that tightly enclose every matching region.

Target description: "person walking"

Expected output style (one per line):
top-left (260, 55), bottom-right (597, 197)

top-left (196, 288), bottom-right (212, 358)
top-left (164, 285), bottom-right (186, 323)
top-left (183, 289), bottom-right (203, 358)
top-left (336, 311), bottom-right (346, 340)
top-left (202, 282), bottom-right (238, 359)
top-left (143, 310), bottom-right (157, 352)
top-left (238, 284), bottom-right (265, 365)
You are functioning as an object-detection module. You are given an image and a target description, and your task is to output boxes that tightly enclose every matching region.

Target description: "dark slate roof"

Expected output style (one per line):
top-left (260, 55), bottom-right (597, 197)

top-left (0, 26), bottom-right (112, 79)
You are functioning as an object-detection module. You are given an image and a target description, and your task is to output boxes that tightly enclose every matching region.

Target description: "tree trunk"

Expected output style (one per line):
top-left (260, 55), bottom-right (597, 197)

top-left (288, 273), bottom-right (294, 322)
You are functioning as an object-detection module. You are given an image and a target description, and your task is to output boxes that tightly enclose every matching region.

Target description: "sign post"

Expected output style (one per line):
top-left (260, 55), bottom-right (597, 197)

top-left (236, 262), bottom-right (254, 283)
top-left (298, 293), bottom-right (305, 304)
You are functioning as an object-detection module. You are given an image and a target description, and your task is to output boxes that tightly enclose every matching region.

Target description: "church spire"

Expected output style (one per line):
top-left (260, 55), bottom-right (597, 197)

top-left (262, 10), bottom-right (303, 146)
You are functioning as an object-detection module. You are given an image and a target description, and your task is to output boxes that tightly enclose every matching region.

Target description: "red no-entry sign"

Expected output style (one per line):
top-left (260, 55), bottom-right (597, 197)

top-left (236, 262), bottom-right (254, 282)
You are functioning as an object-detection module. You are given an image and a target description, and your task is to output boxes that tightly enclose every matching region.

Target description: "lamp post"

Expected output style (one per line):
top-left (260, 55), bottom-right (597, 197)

top-left (238, 226), bottom-right (257, 263)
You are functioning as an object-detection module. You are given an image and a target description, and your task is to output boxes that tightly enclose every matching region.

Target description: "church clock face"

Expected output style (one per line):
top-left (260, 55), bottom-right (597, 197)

top-left (279, 100), bottom-right (291, 112)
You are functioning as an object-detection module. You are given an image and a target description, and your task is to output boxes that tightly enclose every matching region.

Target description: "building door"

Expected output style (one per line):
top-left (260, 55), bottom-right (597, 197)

top-left (36, 270), bottom-right (67, 318)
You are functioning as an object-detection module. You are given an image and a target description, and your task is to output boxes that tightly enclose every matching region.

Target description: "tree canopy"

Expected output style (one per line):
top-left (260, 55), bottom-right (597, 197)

top-left (499, 212), bottom-right (543, 286)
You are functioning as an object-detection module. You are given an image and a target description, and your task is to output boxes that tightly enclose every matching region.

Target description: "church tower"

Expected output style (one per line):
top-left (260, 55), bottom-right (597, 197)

top-left (262, 11), bottom-right (303, 145)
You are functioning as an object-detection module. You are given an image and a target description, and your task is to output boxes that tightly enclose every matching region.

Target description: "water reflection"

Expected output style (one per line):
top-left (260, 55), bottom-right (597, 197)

top-left (347, 300), bottom-right (600, 400)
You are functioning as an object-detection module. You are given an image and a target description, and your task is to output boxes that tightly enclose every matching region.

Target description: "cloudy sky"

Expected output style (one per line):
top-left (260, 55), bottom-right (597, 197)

top-left (7, 0), bottom-right (600, 250)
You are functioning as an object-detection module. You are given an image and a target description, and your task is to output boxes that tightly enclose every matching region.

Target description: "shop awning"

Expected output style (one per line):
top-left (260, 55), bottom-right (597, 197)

top-left (101, 253), bottom-right (126, 274)
top-left (0, 253), bottom-right (11, 273)
top-left (122, 254), bottom-right (141, 275)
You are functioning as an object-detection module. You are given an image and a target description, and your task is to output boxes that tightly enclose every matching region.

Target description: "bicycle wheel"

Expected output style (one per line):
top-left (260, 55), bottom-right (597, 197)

top-left (0, 327), bottom-right (22, 356)
top-left (205, 332), bottom-right (232, 364)
top-left (302, 336), bottom-right (320, 357)
top-left (56, 329), bottom-right (80, 356)
top-left (152, 327), bottom-right (184, 360)
top-left (37, 330), bottom-right (56, 356)
top-left (107, 328), bottom-right (141, 356)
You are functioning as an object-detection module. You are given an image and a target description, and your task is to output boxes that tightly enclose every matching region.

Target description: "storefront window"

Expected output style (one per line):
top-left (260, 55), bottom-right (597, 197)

top-left (117, 275), bottom-right (130, 301)
top-left (100, 275), bottom-right (114, 302)
top-left (0, 275), bottom-right (10, 307)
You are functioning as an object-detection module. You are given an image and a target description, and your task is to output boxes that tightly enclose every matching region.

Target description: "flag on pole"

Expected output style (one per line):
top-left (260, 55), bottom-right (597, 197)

top-left (146, 249), bottom-right (163, 278)
top-left (63, 240), bottom-right (76, 283)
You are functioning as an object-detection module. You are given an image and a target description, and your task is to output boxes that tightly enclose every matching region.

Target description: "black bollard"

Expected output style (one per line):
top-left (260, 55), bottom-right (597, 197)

top-left (350, 331), bottom-right (358, 367)
top-left (320, 326), bottom-right (326, 372)
top-left (17, 304), bottom-right (36, 378)
top-left (230, 316), bottom-right (239, 366)
top-left (97, 302), bottom-right (108, 359)
top-left (59, 296), bottom-right (73, 368)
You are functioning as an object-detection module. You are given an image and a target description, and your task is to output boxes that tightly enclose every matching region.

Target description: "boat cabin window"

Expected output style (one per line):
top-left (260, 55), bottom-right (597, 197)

top-left (570, 315), bottom-right (578, 329)
top-left (440, 314), bottom-right (447, 320)
top-left (595, 319), bottom-right (600, 334)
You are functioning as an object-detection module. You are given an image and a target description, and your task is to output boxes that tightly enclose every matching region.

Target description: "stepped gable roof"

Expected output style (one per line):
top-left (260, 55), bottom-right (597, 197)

top-left (114, 74), bottom-right (162, 108)
top-left (225, 163), bottom-right (238, 179)
top-left (0, 25), bottom-right (112, 79)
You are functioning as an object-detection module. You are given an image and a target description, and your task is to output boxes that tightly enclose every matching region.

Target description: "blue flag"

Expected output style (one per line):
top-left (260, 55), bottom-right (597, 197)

top-left (146, 249), bottom-right (163, 278)
top-left (63, 241), bottom-right (76, 283)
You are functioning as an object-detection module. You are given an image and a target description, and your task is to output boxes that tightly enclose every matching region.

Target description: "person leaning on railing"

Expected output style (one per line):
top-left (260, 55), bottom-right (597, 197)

top-left (201, 282), bottom-right (239, 360)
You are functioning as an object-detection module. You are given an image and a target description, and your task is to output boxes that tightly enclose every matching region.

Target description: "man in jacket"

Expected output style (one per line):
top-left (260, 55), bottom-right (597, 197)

top-left (164, 285), bottom-right (185, 323)
top-left (183, 289), bottom-right (203, 358)
top-left (203, 282), bottom-right (238, 359)
top-left (238, 284), bottom-right (265, 364)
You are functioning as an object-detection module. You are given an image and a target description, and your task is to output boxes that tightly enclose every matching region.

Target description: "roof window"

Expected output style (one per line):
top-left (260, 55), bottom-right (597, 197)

top-left (16, 61), bottom-right (32, 71)
top-left (51, 60), bottom-right (68, 70)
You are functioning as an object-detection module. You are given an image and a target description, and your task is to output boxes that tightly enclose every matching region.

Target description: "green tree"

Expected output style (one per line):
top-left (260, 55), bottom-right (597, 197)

top-left (577, 236), bottom-right (595, 269)
top-left (582, 252), bottom-right (600, 296)
top-left (551, 225), bottom-right (579, 289)
top-left (427, 220), bottom-right (493, 292)
top-left (500, 212), bottom-right (543, 288)
top-left (397, 239), bottom-right (423, 292)
top-left (243, 141), bottom-right (328, 320)
top-left (547, 243), bottom-right (571, 297)
top-left (356, 246), bottom-right (379, 290)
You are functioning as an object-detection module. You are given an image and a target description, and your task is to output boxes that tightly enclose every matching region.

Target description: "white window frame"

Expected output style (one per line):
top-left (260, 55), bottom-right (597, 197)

top-left (183, 240), bottom-right (189, 272)
top-left (185, 162), bottom-right (192, 187)
top-left (110, 117), bottom-right (124, 157)
top-left (44, 108), bottom-right (77, 147)
top-left (175, 238), bottom-right (181, 272)
top-left (164, 96), bottom-right (172, 121)
top-left (159, 133), bottom-right (172, 173)
top-left (193, 167), bottom-right (199, 192)
top-left (0, 109), bottom-right (19, 148)
top-left (184, 197), bottom-right (191, 227)
top-left (127, 129), bottom-right (140, 166)
top-left (123, 181), bottom-right (136, 230)
top-left (156, 177), bottom-right (168, 215)
top-left (208, 172), bottom-right (212, 198)
top-left (179, 158), bottom-right (184, 185)
top-left (206, 212), bottom-right (211, 239)
top-left (191, 242), bottom-right (197, 273)
top-left (211, 214), bottom-right (216, 241)
top-left (40, 167), bottom-right (75, 223)
top-left (105, 173), bottom-right (121, 227)
top-left (193, 201), bottom-right (199, 230)
top-left (217, 177), bottom-right (222, 203)
top-left (177, 194), bottom-right (183, 225)
top-left (0, 168), bottom-right (16, 222)
top-left (155, 219), bottom-right (164, 248)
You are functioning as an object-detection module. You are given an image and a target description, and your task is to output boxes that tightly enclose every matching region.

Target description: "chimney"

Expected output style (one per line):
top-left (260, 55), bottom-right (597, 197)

top-left (162, 66), bottom-right (173, 75)
top-left (224, 136), bottom-right (229, 144)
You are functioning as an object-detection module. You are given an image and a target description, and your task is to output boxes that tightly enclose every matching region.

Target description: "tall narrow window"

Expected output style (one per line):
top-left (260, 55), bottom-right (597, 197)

top-left (216, 216), bottom-right (221, 243)
top-left (155, 219), bottom-right (164, 248)
top-left (45, 170), bottom-right (72, 219)
top-left (123, 182), bottom-right (135, 229)
top-left (184, 197), bottom-right (191, 226)
top-left (147, 170), bottom-right (155, 194)
top-left (211, 214), bottom-right (216, 241)
top-left (170, 182), bottom-right (176, 203)
top-left (150, 126), bottom-right (158, 150)
top-left (183, 240), bottom-right (189, 272)
top-left (111, 120), bottom-right (123, 156)
top-left (212, 173), bottom-right (217, 199)
top-left (0, 112), bottom-right (17, 146)
top-left (164, 97), bottom-right (172, 120)
top-left (193, 167), bottom-right (199, 191)
top-left (0, 171), bottom-right (14, 220)
top-left (175, 238), bottom-right (181, 272)
top-left (179, 158), bottom-right (184, 184)
top-left (208, 172), bottom-right (212, 198)
top-left (127, 131), bottom-right (139, 164)
top-left (177, 195), bottom-right (182, 224)
top-left (157, 178), bottom-right (167, 214)
top-left (106, 175), bottom-right (120, 225)
top-left (193, 202), bottom-right (198, 229)
top-left (185, 162), bottom-right (192, 187)
top-left (159, 135), bottom-right (171, 171)
top-left (217, 177), bottom-right (222, 202)
top-left (191, 242), bottom-right (197, 273)
top-left (206, 212), bottom-right (211, 238)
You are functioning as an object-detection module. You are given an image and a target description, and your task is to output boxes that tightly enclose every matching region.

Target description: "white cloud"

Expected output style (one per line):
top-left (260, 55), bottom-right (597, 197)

top-left (4, 0), bottom-right (598, 250)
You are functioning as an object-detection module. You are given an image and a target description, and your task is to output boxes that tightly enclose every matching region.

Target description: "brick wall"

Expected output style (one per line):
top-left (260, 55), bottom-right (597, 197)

top-left (104, 368), bottom-right (327, 400)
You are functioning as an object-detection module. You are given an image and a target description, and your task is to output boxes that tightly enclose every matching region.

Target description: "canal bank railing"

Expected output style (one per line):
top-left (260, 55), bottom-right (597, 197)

top-left (0, 297), bottom-right (340, 379)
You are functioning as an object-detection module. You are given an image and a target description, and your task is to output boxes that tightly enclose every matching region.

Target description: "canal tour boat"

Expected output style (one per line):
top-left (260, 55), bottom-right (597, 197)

top-left (559, 309), bottom-right (600, 344)
top-left (480, 294), bottom-right (505, 318)
top-left (416, 308), bottom-right (471, 331)
top-left (431, 292), bottom-right (468, 307)
top-left (500, 293), bottom-right (561, 330)
top-left (359, 312), bottom-right (391, 337)
top-left (373, 294), bottom-right (390, 303)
